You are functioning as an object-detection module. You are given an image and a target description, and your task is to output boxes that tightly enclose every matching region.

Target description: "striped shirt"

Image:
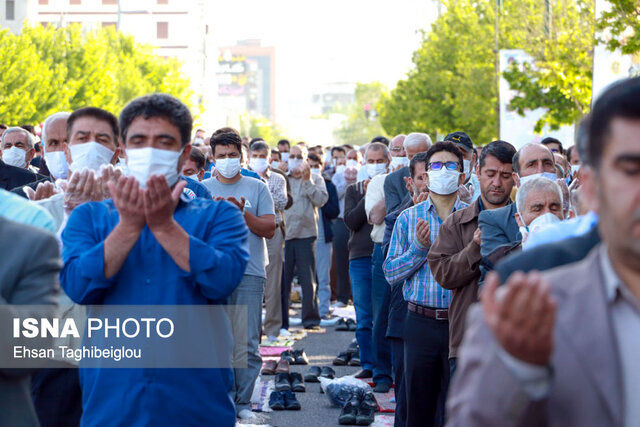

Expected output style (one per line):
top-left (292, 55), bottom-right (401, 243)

top-left (383, 197), bottom-right (468, 308)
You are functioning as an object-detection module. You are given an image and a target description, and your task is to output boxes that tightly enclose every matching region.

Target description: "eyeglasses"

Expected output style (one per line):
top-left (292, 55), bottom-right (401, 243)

top-left (289, 155), bottom-right (303, 160)
top-left (428, 161), bottom-right (459, 171)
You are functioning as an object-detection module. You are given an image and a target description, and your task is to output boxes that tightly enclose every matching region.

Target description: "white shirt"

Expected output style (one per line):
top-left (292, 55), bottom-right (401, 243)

top-left (364, 173), bottom-right (387, 244)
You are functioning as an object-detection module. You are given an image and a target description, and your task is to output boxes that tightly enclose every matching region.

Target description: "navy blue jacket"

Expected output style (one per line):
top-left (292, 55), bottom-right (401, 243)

top-left (320, 179), bottom-right (339, 243)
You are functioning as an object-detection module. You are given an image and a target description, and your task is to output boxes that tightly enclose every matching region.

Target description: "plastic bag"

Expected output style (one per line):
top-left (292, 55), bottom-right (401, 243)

top-left (319, 375), bottom-right (372, 408)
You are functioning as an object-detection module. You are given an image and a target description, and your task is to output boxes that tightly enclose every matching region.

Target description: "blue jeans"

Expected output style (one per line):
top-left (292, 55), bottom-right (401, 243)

top-left (371, 243), bottom-right (393, 385)
top-left (315, 234), bottom-right (333, 317)
top-left (227, 274), bottom-right (265, 413)
top-left (349, 256), bottom-right (373, 371)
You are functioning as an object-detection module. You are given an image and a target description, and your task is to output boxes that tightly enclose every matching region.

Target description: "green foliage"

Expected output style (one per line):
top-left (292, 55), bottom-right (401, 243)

top-left (0, 24), bottom-right (194, 126)
top-left (239, 113), bottom-right (287, 145)
top-left (597, 0), bottom-right (640, 55)
top-left (379, 0), bottom-right (595, 142)
top-left (333, 82), bottom-right (388, 146)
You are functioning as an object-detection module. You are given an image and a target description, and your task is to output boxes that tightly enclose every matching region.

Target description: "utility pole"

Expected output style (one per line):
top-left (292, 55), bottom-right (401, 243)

top-left (494, 0), bottom-right (501, 140)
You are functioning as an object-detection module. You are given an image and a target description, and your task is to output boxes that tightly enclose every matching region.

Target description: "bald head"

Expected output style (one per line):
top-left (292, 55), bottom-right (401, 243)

top-left (390, 134), bottom-right (407, 158)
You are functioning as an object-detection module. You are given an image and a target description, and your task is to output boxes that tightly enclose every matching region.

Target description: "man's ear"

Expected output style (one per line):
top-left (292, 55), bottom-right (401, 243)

top-left (63, 142), bottom-right (72, 165)
top-left (513, 172), bottom-right (521, 188)
top-left (579, 166), bottom-right (598, 214)
top-left (26, 148), bottom-right (36, 164)
top-left (515, 212), bottom-right (524, 227)
top-left (198, 169), bottom-right (204, 181)
top-left (178, 144), bottom-right (192, 171)
top-left (110, 147), bottom-right (121, 165)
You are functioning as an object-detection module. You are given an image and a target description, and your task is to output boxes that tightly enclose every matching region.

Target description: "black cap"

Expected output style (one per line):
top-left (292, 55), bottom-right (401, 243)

top-left (444, 131), bottom-right (473, 152)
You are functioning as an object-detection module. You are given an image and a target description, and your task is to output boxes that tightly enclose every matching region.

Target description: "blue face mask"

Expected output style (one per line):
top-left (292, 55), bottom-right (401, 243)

top-left (519, 172), bottom-right (558, 186)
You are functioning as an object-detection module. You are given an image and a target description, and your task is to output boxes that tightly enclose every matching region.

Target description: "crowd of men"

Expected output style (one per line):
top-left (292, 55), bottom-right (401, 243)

top-left (1, 76), bottom-right (639, 427)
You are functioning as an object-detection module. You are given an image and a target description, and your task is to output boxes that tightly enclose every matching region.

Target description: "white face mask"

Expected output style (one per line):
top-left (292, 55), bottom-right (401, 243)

top-left (271, 160), bottom-right (280, 169)
top-left (570, 164), bottom-right (580, 176)
top-left (311, 167), bottom-right (321, 176)
top-left (519, 172), bottom-right (557, 187)
top-left (44, 150), bottom-right (69, 179)
top-left (69, 141), bottom-right (115, 173)
top-left (281, 152), bottom-right (290, 162)
top-left (215, 157), bottom-right (241, 179)
top-left (366, 163), bottom-right (387, 178)
top-left (288, 158), bottom-right (303, 171)
top-left (335, 165), bottom-right (346, 174)
top-left (427, 169), bottom-right (460, 195)
top-left (346, 159), bottom-right (360, 170)
top-left (521, 212), bottom-right (562, 250)
top-left (126, 147), bottom-right (182, 188)
top-left (463, 159), bottom-right (472, 179)
top-left (187, 173), bottom-right (200, 181)
top-left (390, 156), bottom-right (409, 169)
top-left (249, 157), bottom-right (269, 174)
top-left (2, 146), bottom-right (28, 168)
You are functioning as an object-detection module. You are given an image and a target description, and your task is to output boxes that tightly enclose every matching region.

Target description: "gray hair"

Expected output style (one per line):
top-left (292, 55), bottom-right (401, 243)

top-left (1, 127), bottom-right (35, 149)
top-left (404, 132), bottom-right (432, 150)
top-left (516, 176), bottom-right (563, 214)
top-left (364, 142), bottom-right (389, 160)
top-left (41, 112), bottom-right (71, 148)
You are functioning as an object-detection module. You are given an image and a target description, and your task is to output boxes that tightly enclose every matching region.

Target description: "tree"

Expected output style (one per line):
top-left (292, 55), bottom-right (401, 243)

top-left (0, 24), bottom-right (194, 126)
top-left (333, 82), bottom-right (388, 146)
top-left (379, 0), bottom-right (595, 142)
top-left (597, 0), bottom-right (640, 55)
top-left (239, 113), bottom-right (287, 145)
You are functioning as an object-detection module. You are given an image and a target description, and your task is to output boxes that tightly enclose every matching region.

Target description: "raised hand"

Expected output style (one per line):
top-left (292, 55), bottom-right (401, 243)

top-left (96, 164), bottom-right (123, 199)
top-left (458, 184), bottom-right (472, 204)
top-left (107, 176), bottom-right (146, 231)
top-left (482, 271), bottom-right (557, 366)
top-left (472, 227), bottom-right (482, 246)
top-left (412, 191), bottom-right (429, 206)
top-left (62, 169), bottom-right (101, 215)
top-left (225, 196), bottom-right (246, 212)
top-left (415, 218), bottom-right (431, 247)
top-left (26, 181), bottom-right (58, 201)
top-left (301, 163), bottom-right (311, 181)
top-left (143, 175), bottom-right (186, 231)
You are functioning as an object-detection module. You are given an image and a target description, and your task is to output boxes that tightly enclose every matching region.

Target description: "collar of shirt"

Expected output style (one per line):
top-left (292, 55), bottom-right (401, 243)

top-left (600, 244), bottom-right (640, 310)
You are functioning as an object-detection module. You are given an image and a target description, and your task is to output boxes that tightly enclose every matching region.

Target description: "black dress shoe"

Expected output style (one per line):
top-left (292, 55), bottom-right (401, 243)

top-left (338, 395), bottom-right (360, 425)
top-left (354, 369), bottom-right (372, 379)
top-left (283, 390), bottom-right (301, 410)
top-left (348, 356), bottom-right (361, 367)
top-left (292, 349), bottom-right (309, 365)
top-left (333, 351), bottom-right (351, 366)
top-left (335, 317), bottom-right (349, 331)
top-left (304, 324), bottom-right (321, 331)
top-left (346, 318), bottom-right (357, 331)
top-left (275, 372), bottom-right (291, 391)
top-left (356, 392), bottom-right (377, 425)
top-left (279, 350), bottom-right (295, 364)
top-left (290, 372), bottom-right (306, 392)
top-left (373, 382), bottom-right (392, 393)
top-left (269, 390), bottom-right (285, 410)
top-left (304, 366), bottom-right (322, 382)
top-left (320, 366), bottom-right (336, 379)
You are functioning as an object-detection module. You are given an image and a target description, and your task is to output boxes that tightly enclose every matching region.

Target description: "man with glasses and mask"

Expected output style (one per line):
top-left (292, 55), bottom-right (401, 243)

top-left (61, 94), bottom-right (250, 426)
top-left (384, 141), bottom-right (467, 427)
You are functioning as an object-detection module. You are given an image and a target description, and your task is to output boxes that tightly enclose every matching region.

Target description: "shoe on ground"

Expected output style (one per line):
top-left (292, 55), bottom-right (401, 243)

top-left (356, 392), bottom-right (377, 425)
top-left (267, 335), bottom-right (278, 342)
top-left (290, 372), bottom-right (306, 392)
top-left (304, 324), bottom-right (321, 331)
top-left (279, 328), bottom-right (292, 337)
top-left (335, 301), bottom-right (348, 308)
top-left (349, 356), bottom-right (361, 367)
top-left (292, 349), bottom-right (309, 365)
top-left (275, 358), bottom-right (290, 374)
top-left (237, 408), bottom-right (259, 420)
top-left (283, 390), bottom-right (301, 410)
top-left (373, 382), bottom-right (392, 393)
top-left (275, 372), bottom-right (291, 392)
top-left (320, 366), bottom-right (336, 379)
top-left (279, 350), bottom-right (295, 364)
top-left (338, 395), bottom-right (360, 425)
top-left (268, 391), bottom-right (285, 411)
top-left (304, 366), bottom-right (322, 382)
top-left (260, 360), bottom-right (277, 375)
top-left (333, 351), bottom-right (351, 366)
top-left (354, 369), bottom-right (372, 379)
top-left (346, 318), bottom-right (357, 331)
top-left (335, 317), bottom-right (349, 331)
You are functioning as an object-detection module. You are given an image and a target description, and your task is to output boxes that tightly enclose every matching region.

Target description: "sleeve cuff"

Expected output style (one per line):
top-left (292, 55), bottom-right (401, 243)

top-left (498, 347), bottom-right (552, 400)
top-left (410, 238), bottom-right (430, 255)
top-left (80, 241), bottom-right (113, 283)
top-left (189, 235), bottom-right (218, 275)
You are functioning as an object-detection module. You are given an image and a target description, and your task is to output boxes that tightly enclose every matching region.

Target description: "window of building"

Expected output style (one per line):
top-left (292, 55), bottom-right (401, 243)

top-left (156, 22), bottom-right (168, 39)
top-left (102, 22), bottom-right (116, 28)
top-left (6, 0), bottom-right (15, 20)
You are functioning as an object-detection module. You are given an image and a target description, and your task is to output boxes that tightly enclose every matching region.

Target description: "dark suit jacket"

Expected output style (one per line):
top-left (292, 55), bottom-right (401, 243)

top-left (383, 166), bottom-right (410, 216)
top-left (495, 226), bottom-right (601, 283)
top-left (0, 159), bottom-right (49, 192)
top-left (478, 203), bottom-right (521, 257)
top-left (0, 218), bottom-right (61, 427)
top-left (320, 179), bottom-right (340, 243)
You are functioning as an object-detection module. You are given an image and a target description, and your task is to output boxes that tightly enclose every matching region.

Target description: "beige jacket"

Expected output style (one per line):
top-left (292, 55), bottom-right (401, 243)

top-left (284, 173), bottom-right (328, 240)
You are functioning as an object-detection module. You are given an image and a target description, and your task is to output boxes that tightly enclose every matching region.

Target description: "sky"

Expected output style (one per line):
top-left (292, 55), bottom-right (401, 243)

top-left (209, 0), bottom-right (439, 138)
